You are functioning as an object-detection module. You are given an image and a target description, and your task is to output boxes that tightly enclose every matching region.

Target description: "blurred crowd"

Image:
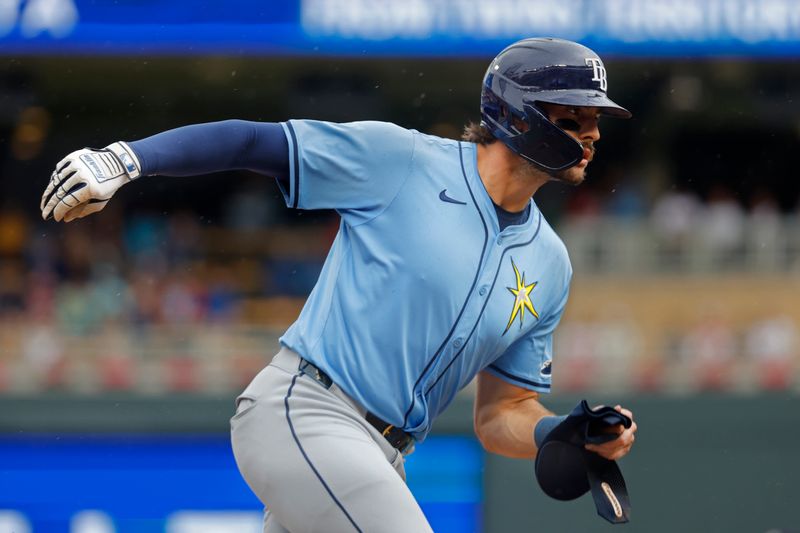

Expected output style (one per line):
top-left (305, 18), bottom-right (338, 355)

top-left (553, 311), bottom-right (799, 394)
top-left (0, 180), bottom-right (799, 395)
top-left (0, 191), bottom-right (337, 394)
top-left (559, 181), bottom-right (800, 275)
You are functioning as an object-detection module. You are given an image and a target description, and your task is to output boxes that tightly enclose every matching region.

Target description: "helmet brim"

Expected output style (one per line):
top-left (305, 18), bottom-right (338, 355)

top-left (530, 89), bottom-right (632, 119)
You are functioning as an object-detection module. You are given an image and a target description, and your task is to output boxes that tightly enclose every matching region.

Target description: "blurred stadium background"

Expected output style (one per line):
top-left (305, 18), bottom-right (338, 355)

top-left (1, 1), bottom-right (799, 532)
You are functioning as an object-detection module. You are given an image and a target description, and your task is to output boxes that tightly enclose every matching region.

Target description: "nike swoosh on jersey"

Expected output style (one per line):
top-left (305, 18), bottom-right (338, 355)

top-left (439, 189), bottom-right (467, 205)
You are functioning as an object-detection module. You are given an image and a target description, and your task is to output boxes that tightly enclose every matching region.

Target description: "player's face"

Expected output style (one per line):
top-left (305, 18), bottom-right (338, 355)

top-left (538, 103), bottom-right (602, 186)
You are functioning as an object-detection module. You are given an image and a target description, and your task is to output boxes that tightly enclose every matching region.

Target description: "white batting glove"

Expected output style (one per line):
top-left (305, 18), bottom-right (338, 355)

top-left (40, 142), bottom-right (142, 222)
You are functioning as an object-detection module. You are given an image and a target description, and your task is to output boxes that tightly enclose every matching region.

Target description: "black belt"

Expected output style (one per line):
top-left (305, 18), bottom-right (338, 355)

top-left (298, 358), bottom-right (415, 455)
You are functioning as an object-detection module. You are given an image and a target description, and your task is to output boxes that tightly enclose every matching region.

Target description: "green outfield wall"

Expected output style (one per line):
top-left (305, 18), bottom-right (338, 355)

top-left (1, 393), bottom-right (798, 533)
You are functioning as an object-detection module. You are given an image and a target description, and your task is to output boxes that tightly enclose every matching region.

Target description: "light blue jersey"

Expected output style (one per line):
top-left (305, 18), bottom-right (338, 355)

top-left (279, 120), bottom-right (572, 442)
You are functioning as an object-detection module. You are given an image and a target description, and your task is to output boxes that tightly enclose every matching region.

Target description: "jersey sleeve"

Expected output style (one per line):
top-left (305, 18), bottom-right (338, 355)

top-left (280, 119), bottom-right (416, 226)
top-left (485, 280), bottom-right (571, 393)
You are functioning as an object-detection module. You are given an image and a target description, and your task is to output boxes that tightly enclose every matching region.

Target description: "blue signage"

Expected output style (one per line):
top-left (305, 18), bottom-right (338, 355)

top-left (1, 0), bottom-right (800, 57)
top-left (0, 434), bottom-right (482, 532)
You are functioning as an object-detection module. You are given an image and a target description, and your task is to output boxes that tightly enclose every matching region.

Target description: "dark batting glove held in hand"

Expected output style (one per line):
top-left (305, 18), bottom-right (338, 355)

top-left (533, 400), bottom-right (633, 524)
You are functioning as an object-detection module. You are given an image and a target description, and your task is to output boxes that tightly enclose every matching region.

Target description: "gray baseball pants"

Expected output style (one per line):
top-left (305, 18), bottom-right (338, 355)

top-left (230, 347), bottom-right (433, 533)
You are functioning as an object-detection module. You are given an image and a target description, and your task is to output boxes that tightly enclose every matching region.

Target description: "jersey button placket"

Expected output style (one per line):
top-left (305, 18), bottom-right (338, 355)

top-left (453, 337), bottom-right (463, 348)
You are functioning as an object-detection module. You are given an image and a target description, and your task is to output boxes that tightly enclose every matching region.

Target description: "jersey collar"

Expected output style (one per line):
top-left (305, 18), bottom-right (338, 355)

top-left (461, 142), bottom-right (542, 239)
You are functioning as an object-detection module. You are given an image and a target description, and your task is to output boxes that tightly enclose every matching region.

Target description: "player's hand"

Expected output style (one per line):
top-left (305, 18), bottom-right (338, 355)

top-left (584, 405), bottom-right (637, 461)
top-left (40, 142), bottom-right (141, 222)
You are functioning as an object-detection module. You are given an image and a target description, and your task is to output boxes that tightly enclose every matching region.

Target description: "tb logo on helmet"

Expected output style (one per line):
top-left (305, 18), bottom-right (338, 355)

top-left (585, 58), bottom-right (608, 92)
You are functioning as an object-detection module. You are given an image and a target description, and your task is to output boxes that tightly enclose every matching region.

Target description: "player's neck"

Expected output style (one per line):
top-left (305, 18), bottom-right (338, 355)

top-left (476, 142), bottom-right (549, 213)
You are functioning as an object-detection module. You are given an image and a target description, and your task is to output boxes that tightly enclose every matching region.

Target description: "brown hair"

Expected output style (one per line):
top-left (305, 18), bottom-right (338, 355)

top-left (461, 121), bottom-right (496, 145)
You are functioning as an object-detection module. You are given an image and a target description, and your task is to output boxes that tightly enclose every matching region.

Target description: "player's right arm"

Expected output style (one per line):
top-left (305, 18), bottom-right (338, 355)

top-left (41, 120), bottom-right (289, 222)
top-left (474, 371), bottom-right (637, 461)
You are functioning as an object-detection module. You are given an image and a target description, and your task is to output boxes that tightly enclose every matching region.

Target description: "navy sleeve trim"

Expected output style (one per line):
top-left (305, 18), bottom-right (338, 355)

top-left (285, 121), bottom-right (300, 209)
top-left (488, 364), bottom-right (551, 389)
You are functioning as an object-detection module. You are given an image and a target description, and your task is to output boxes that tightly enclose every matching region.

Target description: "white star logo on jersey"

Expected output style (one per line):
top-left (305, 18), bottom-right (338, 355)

top-left (503, 258), bottom-right (539, 335)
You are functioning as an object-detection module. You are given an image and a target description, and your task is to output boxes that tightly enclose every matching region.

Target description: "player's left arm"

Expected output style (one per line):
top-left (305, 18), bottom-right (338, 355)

top-left (41, 120), bottom-right (289, 222)
top-left (473, 371), bottom-right (637, 460)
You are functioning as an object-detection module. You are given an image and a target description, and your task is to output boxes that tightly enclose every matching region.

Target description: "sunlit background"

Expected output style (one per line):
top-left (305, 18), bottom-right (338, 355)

top-left (1, 1), bottom-right (799, 532)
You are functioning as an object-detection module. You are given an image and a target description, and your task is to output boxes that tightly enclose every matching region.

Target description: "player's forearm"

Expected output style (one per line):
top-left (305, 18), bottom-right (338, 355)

top-left (127, 119), bottom-right (289, 181)
top-left (474, 396), bottom-right (554, 459)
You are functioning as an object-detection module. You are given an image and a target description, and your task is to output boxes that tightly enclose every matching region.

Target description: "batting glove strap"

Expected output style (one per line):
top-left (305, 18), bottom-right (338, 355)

top-left (84, 141), bottom-right (140, 181)
top-left (533, 399), bottom-right (632, 524)
top-left (106, 141), bottom-right (142, 179)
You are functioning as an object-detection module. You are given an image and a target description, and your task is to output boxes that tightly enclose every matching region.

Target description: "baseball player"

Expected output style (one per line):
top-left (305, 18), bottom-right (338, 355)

top-left (41, 38), bottom-right (638, 532)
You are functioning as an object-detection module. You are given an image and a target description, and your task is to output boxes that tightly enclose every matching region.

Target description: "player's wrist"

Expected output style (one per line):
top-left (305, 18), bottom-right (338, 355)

top-left (105, 141), bottom-right (142, 180)
top-left (534, 415), bottom-right (567, 448)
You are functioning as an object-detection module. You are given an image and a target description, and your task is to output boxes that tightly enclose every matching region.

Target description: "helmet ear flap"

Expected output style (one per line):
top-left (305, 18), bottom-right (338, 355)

top-left (481, 95), bottom-right (583, 171)
top-left (504, 104), bottom-right (584, 171)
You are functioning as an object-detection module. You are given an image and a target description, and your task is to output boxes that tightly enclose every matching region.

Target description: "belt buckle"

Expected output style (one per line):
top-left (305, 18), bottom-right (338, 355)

top-left (299, 359), bottom-right (331, 389)
top-left (399, 438), bottom-right (415, 456)
top-left (383, 424), bottom-right (415, 456)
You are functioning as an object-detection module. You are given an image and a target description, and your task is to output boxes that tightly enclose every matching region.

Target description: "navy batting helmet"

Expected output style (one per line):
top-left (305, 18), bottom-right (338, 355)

top-left (480, 37), bottom-right (631, 172)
